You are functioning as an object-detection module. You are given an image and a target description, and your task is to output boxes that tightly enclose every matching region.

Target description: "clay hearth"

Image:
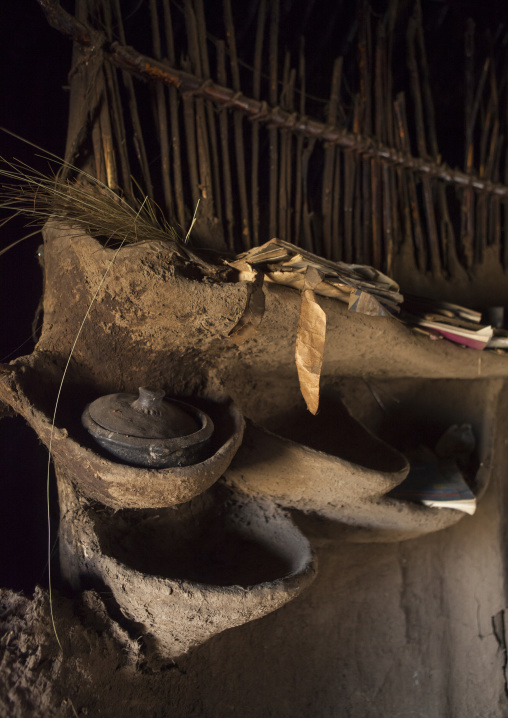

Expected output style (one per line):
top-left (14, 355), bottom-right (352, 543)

top-left (0, 223), bottom-right (501, 535)
top-left (57, 474), bottom-right (317, 662)
top-left (0, 353), bottom-right (244, 509)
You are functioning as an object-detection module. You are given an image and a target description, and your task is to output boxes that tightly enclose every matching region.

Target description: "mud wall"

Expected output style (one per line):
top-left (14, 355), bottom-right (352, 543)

top-left (1, 223), bottom-right (508, 717)
top-left (1, 423), bottom-right (507, 716)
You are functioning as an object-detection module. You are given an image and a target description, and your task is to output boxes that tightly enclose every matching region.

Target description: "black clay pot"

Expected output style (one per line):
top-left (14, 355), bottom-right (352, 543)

top-left (82, 387), bottom-right (214, 468)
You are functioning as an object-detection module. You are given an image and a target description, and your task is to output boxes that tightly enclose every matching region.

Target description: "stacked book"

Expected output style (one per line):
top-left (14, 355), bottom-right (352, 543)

top-left (390, 424), bottom-right (477, 515)
top-left (402, 296), bottom-right (493, 351)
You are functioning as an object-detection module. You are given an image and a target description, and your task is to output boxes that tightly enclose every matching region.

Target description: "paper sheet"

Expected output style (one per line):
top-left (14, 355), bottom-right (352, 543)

top-left (264, 270), bottom-right (351, 302)
top-left (295, 267), bottom-right (327, 414)
top-left (348, 289), bottom-right (390, 316)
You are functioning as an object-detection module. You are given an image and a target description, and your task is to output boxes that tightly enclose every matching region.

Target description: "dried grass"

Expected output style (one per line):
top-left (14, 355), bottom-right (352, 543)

top-left (0, 156), bottom-right (186, 257)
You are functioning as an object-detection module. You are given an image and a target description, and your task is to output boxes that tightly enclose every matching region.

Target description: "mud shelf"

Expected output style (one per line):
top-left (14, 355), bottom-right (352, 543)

top-left (0, 224), bottom-right (502, 539)
top-left (36, 223), bottom-right (508, 392)
top-left (0, 353), bottom-right (244, 510)
top-left (226, 379), bottom-right (501, 541)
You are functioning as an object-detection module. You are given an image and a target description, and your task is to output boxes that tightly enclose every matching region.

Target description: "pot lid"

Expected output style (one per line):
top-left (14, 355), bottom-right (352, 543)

top-left (88, 387), bottom-right (202, 440)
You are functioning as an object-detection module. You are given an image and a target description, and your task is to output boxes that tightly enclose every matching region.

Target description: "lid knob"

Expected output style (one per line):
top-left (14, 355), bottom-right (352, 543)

top-left (132, 387), bottom-right (165, 415)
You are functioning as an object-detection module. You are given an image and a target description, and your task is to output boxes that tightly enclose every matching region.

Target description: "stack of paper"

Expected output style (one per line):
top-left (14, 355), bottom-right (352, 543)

top-left (228, 239), bottom-right (403, 414)
top-left (391, 458), bottom-right (477, 515)
top-left (234, 238), bottom-right (403, 313)
top-left (390, 425), bottom-right (477, 515)
top-left (402, 295), bottom-right (493, 350)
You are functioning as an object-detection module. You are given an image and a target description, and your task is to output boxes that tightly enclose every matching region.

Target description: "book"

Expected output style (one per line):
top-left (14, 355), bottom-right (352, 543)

top-left (414, 319), bottom-right (493, 350)
top-left (391, 457), bottom-right (477, 515)
top-left (403, 295), bottom-right (482, 324)
top-left (402, 295), bottom-right (493, 350)
top-left (390, 425), bottom-right (477, 515)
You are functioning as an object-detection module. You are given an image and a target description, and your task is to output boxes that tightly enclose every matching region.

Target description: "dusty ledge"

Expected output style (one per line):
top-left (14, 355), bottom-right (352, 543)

top-left (226, 378), bottom-right (502, 541)
top-left (37, 222), bottom-right (508, 412)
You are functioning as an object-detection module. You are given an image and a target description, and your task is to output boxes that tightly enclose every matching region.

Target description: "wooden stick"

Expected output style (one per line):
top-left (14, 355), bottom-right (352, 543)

top-left (322, 57), bottom-right (342, 258)
top-left (464, 19), bottom-right (475, 169)
top-left (286, 68), bottom-right (296, 242)
top-left (407, 12), bottom-right (427, 159)
top-left (504, 143), bottom-right (508, 268)
top-left (462, 21), bottom-right (476, 269)
top-left (181, 57), bottom-right (201, 210)
top-left (374, 20), bottom-right (385, 143)
top-left (107, 46), bottom-right (508, 198)
top-left (302, 138), bottom-right (316, 252)
top-left (97, 68), bottom-right (118, 191)
top-left (356, 1), bottom-right (373, 264)
top-left (61, 0), bottom-right (92, 176)
top-left (382, 163), bottom-right (395, 274)
top-left (462, 53), bottom-right (491, 268)
top-left (360, 157), bottom-right (371, 265)
top-left (394, 93), bottom-right (426, 270)
top-left (217, 40), bottom-right (235, 250)
top-left (332, 150), bottom-right (342, 261)
top-left (414, 0), bottom-right (439, 156)
top-left (185, 2), bottom-right (214, 223)
top-left (392, 86), bottom-right (413, 266)
top-left (91, 114), bottom-right (106, 187)
top-left (224, 0), bottom-right (250, 247)
top-left (251, 0), bottom-right (266, 247)
top-left (103, 62), bottom-right (132, 198)
top-left (294, 37), bottom-right (305, 247)
top-left (499, 51), bottom-right (507, 264)
top-left (476, 101), bottom-right (493, 262)
top-left (112, 0), bottom-right (154, 201)
top-left (375, 18), bottom-right (394, 272)
top-left (414, 0), bottom-right (453, 273)
top-left (194, 0), bottom-right (222, 226)
top-left (162, 0), bottom-right (185, 229)
top-left (149, 0), bottom-right (173, 218)
top-left (388, 166), bottom-right (400, 272)
top-left (354, 163), bottom-right (362, 265)
top-left (476, 64), bottom-right (499, 261)
top-left (78, 0), bottom-right (105, 187)
top-left (370, 156), bottom-right (381, 268)
top-left (407, 9), bottom-right (441, 275)
top-left (384, 0), bottom-right (398, 148)
top-left (268, 0), bottom-right (279, 239)
top-left (278, 51), bottom-right (291, 240)
top-left (100, 2), bottom-right (132, 199)
top-left (490, 133), bottom-right (503, 249)
top-left (344, 147), bottom-right (356, 264)
top-left (358, 0), bottom-right (372, 136)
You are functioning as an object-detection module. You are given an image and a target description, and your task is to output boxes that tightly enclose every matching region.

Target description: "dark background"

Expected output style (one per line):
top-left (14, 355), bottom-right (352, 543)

top-left (0, 0), bottom-right (505, 592)
top-left (0, 0), bottom-right (71, 592)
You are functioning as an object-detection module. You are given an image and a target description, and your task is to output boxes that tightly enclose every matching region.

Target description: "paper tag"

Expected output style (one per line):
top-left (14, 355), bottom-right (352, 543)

top-left (295, 268), bottom-right (327, 414)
